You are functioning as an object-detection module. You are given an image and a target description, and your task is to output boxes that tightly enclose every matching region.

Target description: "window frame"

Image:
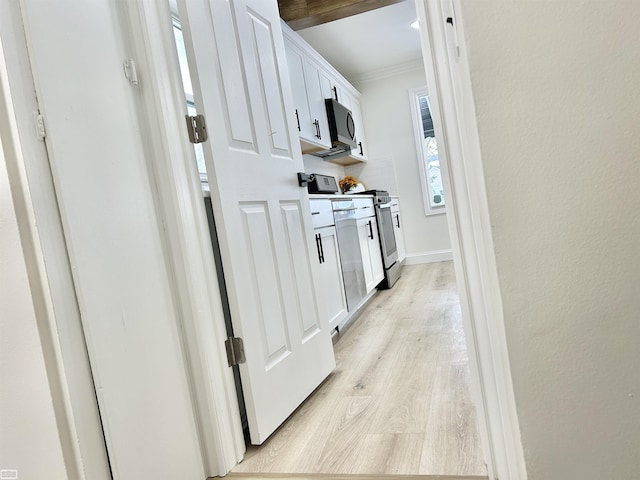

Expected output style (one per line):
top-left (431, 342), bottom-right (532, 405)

top-left (409, 86), bottom-right (446, 216)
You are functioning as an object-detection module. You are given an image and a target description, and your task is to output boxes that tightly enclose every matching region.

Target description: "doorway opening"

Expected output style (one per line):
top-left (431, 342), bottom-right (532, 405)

top-left (167, 0), bottom-right (487, 477)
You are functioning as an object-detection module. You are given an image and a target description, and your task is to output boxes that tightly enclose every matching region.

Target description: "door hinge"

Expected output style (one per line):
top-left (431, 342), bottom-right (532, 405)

top-left (224, 337), bottom-right (246, 367)
top-left (123, 58), bottom-right (139, 86)
top-left (185, 114), bottom-right (208, 144)
top-left (33, 112), bottom-right (46, 140)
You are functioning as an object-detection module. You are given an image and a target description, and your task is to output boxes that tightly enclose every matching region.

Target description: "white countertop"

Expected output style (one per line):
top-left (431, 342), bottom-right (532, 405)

top-left (308, 193), bottom-right (374, 200)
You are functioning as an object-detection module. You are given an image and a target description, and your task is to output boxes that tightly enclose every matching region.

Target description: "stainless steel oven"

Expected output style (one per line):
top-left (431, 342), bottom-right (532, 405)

top-left (356, 190), bottom-right (401, 288)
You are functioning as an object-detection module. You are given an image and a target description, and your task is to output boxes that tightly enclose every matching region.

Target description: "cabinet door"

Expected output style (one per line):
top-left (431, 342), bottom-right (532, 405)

top-left (315, 226), bottom-right (348, 330)
top-left (320, 71), bottom-right (342, 105)
top-left (394, 211), bottom-right (406, 263)
top-left (369, 217), bottom-right (385, 287)
top-left (357, 217), bottom-right (374, 292)
top-left (284, 38), bottom-right (316, 143)
top-left (357, 217), bottom-right (384, 292)
top-left (350, 95), bottom-right (367, 161)
top-left (340, 91), bottom-right (366, 161)
top-left (303, 59), bottom-right (332, 149)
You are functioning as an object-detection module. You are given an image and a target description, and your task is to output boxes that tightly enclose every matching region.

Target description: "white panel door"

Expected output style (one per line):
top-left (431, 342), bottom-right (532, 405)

top-left (177, 0), bottom-right (336, 444)
top-left (315, 226), bottom-right (348, 330)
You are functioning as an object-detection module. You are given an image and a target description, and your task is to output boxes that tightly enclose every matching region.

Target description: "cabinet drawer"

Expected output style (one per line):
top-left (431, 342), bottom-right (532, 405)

top-left (353, 197), bottom-right (375, 219)
top-left (309, 199), bottom-right (334, 228)
top-left (390, 198), bottom-right (400, 213)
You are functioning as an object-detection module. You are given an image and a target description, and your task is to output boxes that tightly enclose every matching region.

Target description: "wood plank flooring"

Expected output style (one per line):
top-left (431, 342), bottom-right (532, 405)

top-left (226, 474), bottom-right (487, 480)
top-left (231, 262), bottom-right (487, 477)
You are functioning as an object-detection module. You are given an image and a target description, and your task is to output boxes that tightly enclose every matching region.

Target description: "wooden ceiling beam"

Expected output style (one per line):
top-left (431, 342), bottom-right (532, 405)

top-left (279, 0), bottom-right (406, 30)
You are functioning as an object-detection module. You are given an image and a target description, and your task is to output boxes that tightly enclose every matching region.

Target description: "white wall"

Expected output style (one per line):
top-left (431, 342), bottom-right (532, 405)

top-left (0, 139), bottom-right (68, 480)
top-left (348, 66), bottom-right (451, 262)
top-left (460, 1), bottom-right (640, 479)
top-left (303, 153), bottom-right (346, 180)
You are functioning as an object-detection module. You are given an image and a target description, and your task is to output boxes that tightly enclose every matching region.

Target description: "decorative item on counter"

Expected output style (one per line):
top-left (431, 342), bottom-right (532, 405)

top-left (339, 175), bottom-right (365, 194)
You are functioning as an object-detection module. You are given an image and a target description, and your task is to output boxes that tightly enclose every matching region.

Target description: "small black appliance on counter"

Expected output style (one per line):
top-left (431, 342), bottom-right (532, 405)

top-left (307, 174), bottom-right (339, 194)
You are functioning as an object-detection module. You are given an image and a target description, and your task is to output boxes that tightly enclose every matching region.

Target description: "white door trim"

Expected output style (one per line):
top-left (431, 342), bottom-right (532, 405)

top-left (415, 1), bottom-right (527, 479)
top-left (117, 1), bottom-right (246, 476)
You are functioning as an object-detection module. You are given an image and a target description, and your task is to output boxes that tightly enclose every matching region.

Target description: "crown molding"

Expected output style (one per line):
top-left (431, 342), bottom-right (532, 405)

top-left (350, 59), bottom-right (425, 86)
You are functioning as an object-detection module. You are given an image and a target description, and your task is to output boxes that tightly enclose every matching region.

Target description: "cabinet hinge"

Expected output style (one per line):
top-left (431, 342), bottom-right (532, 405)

top-left (224, 337), bottom-right (246, 367)
top-left (185, 114), bottom-right (208, 144)
top-left (33, 112), bottom-right (46, 140)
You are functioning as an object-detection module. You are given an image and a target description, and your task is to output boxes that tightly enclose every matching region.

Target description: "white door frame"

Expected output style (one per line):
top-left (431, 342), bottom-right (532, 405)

top-left (415, 1), bottom-right (527, 479)
top-left (120, 0), bottom-right (526, 478)
top-left (116, 1), bottom-right (246, 476)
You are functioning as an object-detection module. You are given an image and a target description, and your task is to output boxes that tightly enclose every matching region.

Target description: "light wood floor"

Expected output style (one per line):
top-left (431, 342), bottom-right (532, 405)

top-left (231, 262), bottom-right (487, 477)
top-left (226, 474), bottom-right (486, 480)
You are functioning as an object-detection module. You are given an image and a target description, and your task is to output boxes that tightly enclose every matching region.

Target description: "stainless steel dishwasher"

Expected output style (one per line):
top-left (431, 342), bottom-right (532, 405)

top-left (332, 199), bottom-right (367, 312)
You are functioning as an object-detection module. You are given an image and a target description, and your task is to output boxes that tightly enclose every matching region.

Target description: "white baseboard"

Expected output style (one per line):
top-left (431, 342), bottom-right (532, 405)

top-left (402, 249), bottom-right (453, 265)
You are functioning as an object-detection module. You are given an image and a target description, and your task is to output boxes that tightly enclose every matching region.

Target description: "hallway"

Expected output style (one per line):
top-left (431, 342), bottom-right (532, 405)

top-left (232, 262), bottom-right (486, 477)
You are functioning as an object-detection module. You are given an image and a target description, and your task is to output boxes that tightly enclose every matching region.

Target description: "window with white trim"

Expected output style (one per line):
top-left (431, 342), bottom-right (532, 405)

top-left (410, 87), bottom-right (445, 216)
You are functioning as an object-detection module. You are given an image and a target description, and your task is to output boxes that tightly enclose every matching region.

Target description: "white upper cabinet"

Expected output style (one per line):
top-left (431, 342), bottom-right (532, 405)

top-left (283, 37), bottom-right (318, 146)
top-left (302, 58), bottom-right (332, 150)
top-left (351, 96), bottom-right (367, 161)
top-left (341, 91), bottom-right (367, 161)
top-left (281, 21), bottom-right (368, 164)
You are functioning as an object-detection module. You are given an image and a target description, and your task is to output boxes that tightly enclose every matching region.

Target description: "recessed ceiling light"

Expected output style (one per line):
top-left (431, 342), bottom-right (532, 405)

top-left (411, 20), bottom-right (420, 30)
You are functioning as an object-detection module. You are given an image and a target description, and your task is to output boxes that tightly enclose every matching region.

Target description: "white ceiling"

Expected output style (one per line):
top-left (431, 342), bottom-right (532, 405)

top-left (297, 0), bottom-right (423, 82)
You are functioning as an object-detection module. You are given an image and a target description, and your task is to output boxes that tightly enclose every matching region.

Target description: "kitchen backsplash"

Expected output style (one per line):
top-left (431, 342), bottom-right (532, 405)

top-left (345, 156), bottom-right (399, 195)
top-left (302, 154), bottom-right (346, 181)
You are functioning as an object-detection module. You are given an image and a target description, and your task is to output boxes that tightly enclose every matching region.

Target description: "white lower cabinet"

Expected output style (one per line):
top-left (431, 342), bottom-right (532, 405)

top-left (310, 199), bottom-right (348, 330)
top-left (314, 226), bottom-right (348, 330)
top-left (357, 216), bottom-right (384, 293)
top-left (391, 198), bottom-right (406, 263)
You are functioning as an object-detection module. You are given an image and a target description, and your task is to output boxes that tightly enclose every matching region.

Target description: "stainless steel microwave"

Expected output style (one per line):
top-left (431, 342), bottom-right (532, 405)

top-left (325, 98), bottom-right (356, 150)
top-left (310, 99), bottom-right (356, 161)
